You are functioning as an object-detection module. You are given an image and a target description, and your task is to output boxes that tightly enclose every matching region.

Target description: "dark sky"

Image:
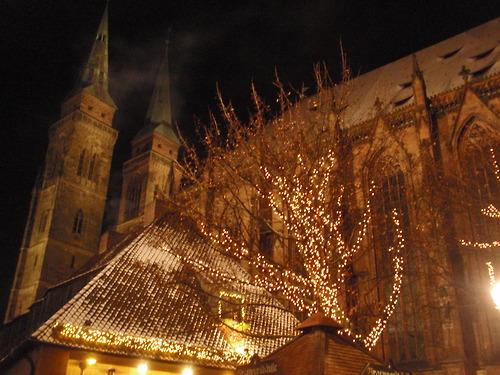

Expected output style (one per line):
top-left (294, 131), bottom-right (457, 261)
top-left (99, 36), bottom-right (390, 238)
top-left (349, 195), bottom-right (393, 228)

top-left (0, 0), bottom-right (498, 318)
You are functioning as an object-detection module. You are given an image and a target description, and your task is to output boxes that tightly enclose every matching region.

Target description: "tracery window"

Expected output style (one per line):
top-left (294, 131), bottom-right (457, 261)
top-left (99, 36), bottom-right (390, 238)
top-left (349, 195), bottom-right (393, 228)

top-left (371, 166), bottom-right (424, 362)
top-left (165, 166), bottom-right (175, 196)
top-left (458, 122), bottom-right (500, 358)
top-left (77, 149), bottom-right (86, 177)
top-left (87, 153), bottom-right (97, 181)
top-left (125, 178), bottom-right (144, 220)
top-left (72, 209), bottom-right (84, 235)
top-left (459, 125), bottom-right (500, 242)
top-left (38, 210), bottom-right (49, 233)
top-left (77, 148), bottom-right (98, 183)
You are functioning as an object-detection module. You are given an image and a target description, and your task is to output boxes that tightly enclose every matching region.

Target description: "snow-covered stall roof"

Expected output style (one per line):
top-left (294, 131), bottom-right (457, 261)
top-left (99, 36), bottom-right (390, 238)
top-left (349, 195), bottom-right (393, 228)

top-left (31, 215), bottom-right (298, 368)
top-left (343, 17), bottom-right (499, 126)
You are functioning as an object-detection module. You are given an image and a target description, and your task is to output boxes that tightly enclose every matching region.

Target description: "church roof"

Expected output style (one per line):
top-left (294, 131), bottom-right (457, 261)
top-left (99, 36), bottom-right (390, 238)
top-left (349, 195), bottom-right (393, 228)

top-left (27, 215), bottom-right (297, 368)
top-left (341, 17), bottom-right (499, 126)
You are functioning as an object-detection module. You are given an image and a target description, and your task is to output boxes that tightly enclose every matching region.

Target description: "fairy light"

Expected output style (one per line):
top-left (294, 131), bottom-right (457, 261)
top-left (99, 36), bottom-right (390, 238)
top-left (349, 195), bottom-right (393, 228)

top-left (177, 147), bottom-right (406, 350)
top-left (86, 357), bottom-right (97, 366)
top-left (491, 147), bottom-right (499, 181)
top-left (486, 262), bottom-right (496, 286)
top-left (52, 322), bottom-right (252, 367)
top-left (460, 240), bottom-right (500, 249)
top-left (486, 262), bottom-right (500, 309)
top-left (172, 71), bottom-right (407, 353)
top-left (137, 362), bottom-right (148, 374)
top-left (482, 204), bottom-right (500, 219)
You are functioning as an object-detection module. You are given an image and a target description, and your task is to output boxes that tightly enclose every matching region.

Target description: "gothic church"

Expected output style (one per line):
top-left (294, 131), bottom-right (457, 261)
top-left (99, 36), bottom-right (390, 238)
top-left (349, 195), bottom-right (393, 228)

top-left (1, 4), bottom-right (500, 375)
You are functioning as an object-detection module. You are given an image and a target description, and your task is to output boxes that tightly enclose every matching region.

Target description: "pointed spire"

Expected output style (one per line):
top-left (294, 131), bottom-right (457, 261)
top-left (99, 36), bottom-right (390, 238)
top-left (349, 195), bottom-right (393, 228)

top-left (77, 1), bottom-right (115, 107)
top-left (411, 53), bottom-right (429, 108)
top-left (145, 40), bottom-right (173, 127)
top-left (411, 53), bottom-right (424, 81)
top-left (138, 36), bottom-right (178, 143)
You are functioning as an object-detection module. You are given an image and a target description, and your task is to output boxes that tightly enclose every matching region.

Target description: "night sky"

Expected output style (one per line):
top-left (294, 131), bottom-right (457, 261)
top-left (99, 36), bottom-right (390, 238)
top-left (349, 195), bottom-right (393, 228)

top-left (0, 0), bottom-right (498, 318)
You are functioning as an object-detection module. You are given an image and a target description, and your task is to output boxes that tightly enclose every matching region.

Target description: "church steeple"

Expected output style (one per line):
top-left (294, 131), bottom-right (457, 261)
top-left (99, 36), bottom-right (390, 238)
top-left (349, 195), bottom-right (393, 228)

top-left (5, 1), bottom-right (119, 322)
top-left (76, 2), bottom-right (115, 107)
top-left (116, 40), bottom-right (181, 230)
top-left (136, 40), bottom-right (178, 143)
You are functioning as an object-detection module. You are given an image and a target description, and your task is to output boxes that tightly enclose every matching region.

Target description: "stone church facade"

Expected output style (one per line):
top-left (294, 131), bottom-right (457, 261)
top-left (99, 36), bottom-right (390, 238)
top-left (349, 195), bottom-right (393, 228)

top-left (4, 4), bottom-right (181, 323)
top-left (340, 29), bottom-right (500, 373)
top-left (2, 4), bottom-right (500, 375)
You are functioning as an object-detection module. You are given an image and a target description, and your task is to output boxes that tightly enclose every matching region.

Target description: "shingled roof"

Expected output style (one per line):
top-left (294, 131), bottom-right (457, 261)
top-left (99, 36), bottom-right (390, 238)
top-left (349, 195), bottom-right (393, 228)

top-left (28, 215), bottom-right (297, 369)
top-left (342, 17), bottom-right (499, 126)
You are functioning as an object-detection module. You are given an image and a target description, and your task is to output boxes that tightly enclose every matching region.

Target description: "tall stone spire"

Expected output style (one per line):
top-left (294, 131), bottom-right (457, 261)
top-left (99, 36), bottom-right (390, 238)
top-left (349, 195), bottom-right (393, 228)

top-left (5, 1), bottom-right (119, 323)
top-left (136, 40), bottom-right (178, 143)
top-left (76, 1), bottom-right (116, 107)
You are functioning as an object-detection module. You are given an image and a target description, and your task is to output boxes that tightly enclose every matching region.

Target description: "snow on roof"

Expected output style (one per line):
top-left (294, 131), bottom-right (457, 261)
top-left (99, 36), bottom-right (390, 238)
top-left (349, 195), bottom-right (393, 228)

top-left (343, 17), bottom-right (500, 126)
top-left (33, 215), bottom-right (298, 368)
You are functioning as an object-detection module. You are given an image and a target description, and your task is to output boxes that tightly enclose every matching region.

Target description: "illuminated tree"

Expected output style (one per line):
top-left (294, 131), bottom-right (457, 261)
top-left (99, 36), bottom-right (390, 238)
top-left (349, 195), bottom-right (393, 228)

top-left (171, 63), bottom-right (406, 349)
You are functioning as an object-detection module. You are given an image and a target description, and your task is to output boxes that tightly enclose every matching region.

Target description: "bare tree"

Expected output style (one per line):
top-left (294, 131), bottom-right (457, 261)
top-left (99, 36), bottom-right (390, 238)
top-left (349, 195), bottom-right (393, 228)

top-left (169, 63), bottom-right (406, 350)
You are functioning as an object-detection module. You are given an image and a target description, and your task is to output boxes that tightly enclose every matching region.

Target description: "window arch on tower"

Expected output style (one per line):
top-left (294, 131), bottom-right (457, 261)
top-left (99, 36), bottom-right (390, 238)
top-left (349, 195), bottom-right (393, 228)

top-left (38, 209), bottom-right (49, 233)
top-left (125, 177), bottom-right (144, 220)
top-left (77, 148), bottom-right (99, 183)
top-left (77, 149), bottom-right (87, 177)
top-left (88, 153), bottom-right (97, 181)
top-left (165, 166), bottom-right (175, 196)
top-left (72, 209), bottom-right (84, 235)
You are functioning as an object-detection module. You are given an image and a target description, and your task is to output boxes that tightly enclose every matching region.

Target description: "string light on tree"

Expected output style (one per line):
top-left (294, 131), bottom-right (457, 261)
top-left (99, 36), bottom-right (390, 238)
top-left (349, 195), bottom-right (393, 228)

top-left (172, 64), bottom-right (407, 350)
top-left (52, 322), bottom-right (252, 366)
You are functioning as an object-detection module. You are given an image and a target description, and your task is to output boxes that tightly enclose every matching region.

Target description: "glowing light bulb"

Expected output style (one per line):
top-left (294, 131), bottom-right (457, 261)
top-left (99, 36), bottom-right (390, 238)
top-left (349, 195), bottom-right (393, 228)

top-left (491, 282), bottom-right (500, 309)
top-left (182, 367), bottom-right (194, 375)
top-left (234, 342), bottom-right (246, 355)
top-left (137, 362), bottom-right (148, 374)
top-left (86, 357), bottom-right (97, 366)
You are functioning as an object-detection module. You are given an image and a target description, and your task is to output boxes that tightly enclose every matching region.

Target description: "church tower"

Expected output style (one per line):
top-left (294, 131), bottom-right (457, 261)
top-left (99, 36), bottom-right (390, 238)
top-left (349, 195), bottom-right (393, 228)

top-left (116, 41), bottom-right (180, 233)
top-left (5, 4), bottom-right (118, 321)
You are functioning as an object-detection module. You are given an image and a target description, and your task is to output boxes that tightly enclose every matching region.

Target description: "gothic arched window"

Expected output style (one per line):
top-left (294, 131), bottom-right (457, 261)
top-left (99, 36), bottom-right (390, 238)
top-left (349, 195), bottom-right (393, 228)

top-left (458, 124), bottom-right (500, 242)
top-left (166, 166), bottom-right (175, 196)
top-left (125, 178), bottom-right (144, 220)
top-left (371, 164), bottom-right (424, 363)
top-left (77, 149), bottom-right (86, 177)
top-left (458, 122), bottom-right (500, 359)
top-left (88, 153), bottom-right (97, 181)
top-left (72, 209), bottom-right (84, 235)
top-left (38, 210), bottom-right (49, 233)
